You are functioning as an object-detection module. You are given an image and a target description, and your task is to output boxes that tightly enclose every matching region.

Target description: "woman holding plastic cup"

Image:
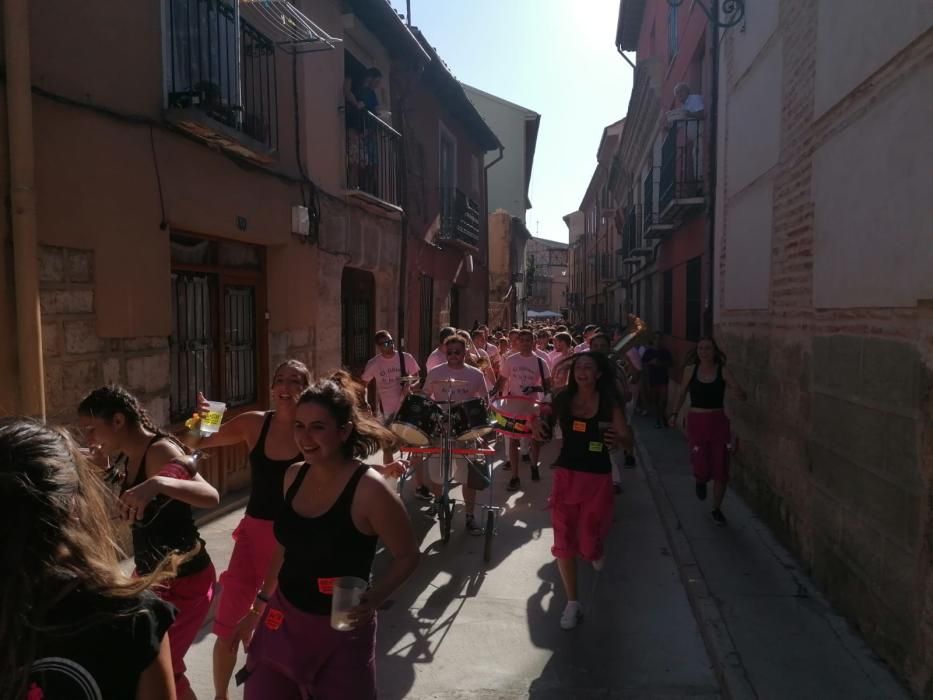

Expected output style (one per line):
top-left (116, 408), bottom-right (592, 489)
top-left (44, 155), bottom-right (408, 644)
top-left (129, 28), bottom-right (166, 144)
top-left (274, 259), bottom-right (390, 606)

top-left (186, 360), bottom-right (312, 699)
top-left (233, 372), bottom-right (419, 698)
top-left (533, 352), bottom-right (631, 630)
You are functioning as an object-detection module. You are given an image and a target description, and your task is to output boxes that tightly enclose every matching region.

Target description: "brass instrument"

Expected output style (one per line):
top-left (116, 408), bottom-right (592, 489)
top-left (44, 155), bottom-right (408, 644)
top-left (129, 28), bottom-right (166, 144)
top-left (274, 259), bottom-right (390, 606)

top-left (610, 315), bottom-right (652, 384)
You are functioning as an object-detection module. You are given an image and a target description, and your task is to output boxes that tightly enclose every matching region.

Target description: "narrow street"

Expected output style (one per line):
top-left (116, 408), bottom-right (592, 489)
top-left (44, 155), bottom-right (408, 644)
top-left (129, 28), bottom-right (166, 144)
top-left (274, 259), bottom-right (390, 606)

top-left (185, 437), bottom-right (718, 699)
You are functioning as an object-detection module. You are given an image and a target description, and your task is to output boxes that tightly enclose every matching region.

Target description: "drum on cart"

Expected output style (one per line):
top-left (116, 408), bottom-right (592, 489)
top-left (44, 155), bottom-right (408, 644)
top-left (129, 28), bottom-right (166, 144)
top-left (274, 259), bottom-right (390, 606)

top-left (450, 397), bottom-right (494, 442)
top-left (390, 394), bottom-right (439, 446)
top-left (489, 396), bottom-right (539, 438)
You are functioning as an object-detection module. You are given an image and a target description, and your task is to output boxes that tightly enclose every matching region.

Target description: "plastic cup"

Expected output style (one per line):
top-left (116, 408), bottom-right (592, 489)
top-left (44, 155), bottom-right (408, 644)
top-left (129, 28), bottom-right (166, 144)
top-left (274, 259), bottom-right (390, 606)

top-left (331, 576), bottom-right (368, 631)
top-left (199, 401), bottom-right (227, 436)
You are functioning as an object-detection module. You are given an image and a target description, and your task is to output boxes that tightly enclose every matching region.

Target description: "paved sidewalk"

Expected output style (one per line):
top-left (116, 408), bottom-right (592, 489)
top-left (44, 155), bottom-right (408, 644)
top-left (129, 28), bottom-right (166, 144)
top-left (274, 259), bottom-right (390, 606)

top-left (632, 414), bottom-right (912, 700)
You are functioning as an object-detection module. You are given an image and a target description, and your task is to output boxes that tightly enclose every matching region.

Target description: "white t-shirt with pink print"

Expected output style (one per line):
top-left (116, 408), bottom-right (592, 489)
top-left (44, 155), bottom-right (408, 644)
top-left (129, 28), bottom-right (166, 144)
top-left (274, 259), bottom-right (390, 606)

top-left (500, 352), bottom-right (550, 402)
top-left (361, 351), bottom-right (420, 417)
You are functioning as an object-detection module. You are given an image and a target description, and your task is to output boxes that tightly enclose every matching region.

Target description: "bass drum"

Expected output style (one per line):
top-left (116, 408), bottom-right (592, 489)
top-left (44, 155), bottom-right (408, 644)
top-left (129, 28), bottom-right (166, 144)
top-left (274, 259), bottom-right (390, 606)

top-left (489, 396), bottom-right (539, 438)
top-left (450, 397), bottom-right (493, 442)
top-left (390, 394), bottom-right (438, 446)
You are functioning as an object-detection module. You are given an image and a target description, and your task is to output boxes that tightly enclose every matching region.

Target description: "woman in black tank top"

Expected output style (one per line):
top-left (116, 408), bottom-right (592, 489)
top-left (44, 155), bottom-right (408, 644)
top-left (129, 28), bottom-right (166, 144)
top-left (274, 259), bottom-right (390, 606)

top-left (535, 352), bottom-right (632, 631)
top-left (189, 359), bottom-right (309, 699)
top-left (669, 337), bottom-right (748, 525)
top-left (234, 373), bottom-right (420, 699)
top-left (78, 386), bottom-right (220, 699)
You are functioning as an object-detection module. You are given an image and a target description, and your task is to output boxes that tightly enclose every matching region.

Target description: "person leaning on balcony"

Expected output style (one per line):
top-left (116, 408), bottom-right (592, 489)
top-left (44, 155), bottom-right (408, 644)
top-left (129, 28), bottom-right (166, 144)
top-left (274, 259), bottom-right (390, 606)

top-left (668, 337), bottom-right (748, 526)
top-left (674, 82), bottom-right (705, 118)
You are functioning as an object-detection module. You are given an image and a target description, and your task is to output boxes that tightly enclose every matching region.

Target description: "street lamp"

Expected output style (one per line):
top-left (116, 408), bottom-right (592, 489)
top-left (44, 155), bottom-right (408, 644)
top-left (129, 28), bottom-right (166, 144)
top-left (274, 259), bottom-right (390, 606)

top-left (667, 0), bottom-right (745, 29)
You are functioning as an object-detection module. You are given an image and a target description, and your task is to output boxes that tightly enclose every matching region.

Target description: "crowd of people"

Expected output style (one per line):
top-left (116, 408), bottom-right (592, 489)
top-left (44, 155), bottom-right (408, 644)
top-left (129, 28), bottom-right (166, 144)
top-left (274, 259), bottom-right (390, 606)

top-left (1, 316), bottom-right (746, 699)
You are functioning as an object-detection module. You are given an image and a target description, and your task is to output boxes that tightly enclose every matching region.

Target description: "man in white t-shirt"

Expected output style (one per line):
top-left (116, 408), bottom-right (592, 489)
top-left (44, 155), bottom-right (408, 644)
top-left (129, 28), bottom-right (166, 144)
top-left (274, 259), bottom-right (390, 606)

top-left (424, 335), bottom-right (490, 534)
top-left (361, 330), bottom-right (420, 469)
top-left (548, 331), bottom-right (575, 389)
top-left (674, 82), bottom-right (705, 117)
top-left (573, 325), bottom-right (599, 353)
top-left (472, 327), bottom-right (500, 373)
top-left (497, 329), bottom-right (551, 491)
top-left (425, 326), bottom-right (457, 373)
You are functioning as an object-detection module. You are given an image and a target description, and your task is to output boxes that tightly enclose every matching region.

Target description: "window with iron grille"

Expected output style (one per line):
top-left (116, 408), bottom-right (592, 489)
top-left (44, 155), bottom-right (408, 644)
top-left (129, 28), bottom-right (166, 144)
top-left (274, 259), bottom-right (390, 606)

top-left (170, 234), bottom-right (263, 423)
top-left (685, 257), bottom-right (702, 341)
top-left (662, 269), bottom-right (673, 335)
top-left (165, 0), bottom-right (278, 150)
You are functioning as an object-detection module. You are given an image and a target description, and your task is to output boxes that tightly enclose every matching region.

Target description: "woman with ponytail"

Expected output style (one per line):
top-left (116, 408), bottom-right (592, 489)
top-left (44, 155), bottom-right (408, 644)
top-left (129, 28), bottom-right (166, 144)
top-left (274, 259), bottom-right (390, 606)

top-left (233, 372), bottom-right (419, 698)
top-left (0, 416), bottom-right (179, 699)
top-left (78, 385), bottom-right (220, 700)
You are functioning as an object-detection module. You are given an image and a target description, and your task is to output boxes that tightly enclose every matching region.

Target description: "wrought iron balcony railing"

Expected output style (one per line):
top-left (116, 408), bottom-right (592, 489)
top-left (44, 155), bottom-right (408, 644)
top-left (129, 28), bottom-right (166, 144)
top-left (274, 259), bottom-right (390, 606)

top-left (439, 187), bottom-right (481, 250)
top-left (167, 0), bottom-right (278, 151)
top-left (346, 110), bottom-right (401, 207)
top-left (659, 117), bottom-right (705, 221)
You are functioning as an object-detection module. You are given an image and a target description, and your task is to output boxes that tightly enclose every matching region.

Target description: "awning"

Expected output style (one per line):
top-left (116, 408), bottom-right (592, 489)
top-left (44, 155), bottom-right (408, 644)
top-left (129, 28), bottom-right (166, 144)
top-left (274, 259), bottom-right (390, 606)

top-left (240, 0), bottom-right (341, 53)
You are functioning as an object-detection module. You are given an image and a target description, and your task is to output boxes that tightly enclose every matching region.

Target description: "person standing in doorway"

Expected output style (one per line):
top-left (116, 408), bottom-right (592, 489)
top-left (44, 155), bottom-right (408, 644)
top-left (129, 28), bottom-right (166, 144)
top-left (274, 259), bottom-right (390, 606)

top-left (668, 337), bottom-right (747, 525)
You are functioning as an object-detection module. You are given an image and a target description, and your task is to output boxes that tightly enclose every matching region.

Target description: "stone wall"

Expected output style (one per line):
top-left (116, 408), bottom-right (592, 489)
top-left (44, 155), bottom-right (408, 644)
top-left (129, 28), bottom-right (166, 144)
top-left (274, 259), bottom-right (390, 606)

top-left (39, 244), bottom-right (170, 426)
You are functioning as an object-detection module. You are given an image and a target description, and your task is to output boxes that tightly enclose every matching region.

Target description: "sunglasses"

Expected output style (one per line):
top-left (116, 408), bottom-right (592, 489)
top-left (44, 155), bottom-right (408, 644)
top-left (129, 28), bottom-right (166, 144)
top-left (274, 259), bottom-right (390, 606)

top-left (446, 350), bottom-right (464, 356)
top-left (379, 340), bottom-right (394, 347)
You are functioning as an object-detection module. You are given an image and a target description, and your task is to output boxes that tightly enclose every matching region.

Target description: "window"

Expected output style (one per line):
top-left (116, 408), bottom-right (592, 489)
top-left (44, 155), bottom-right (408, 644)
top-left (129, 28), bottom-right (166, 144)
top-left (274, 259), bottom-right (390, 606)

top-left (170, 234), bottom-right (263, 423)
top-left (668, 3), bottom-right (679, 59)
top-left (341, 268), bottom-right (375, 376)
top-left (165, 0), bottom-right (278, 149)
top-left (662, 269), bottom-right (673, 334)
top-left (685, 257), bottom-right (702, 341)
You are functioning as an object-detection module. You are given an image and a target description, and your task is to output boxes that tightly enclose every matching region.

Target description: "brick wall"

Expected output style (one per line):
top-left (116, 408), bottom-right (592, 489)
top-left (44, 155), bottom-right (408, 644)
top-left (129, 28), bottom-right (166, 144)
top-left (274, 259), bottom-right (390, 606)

top-left (717, 5), bottom-right (933, 693)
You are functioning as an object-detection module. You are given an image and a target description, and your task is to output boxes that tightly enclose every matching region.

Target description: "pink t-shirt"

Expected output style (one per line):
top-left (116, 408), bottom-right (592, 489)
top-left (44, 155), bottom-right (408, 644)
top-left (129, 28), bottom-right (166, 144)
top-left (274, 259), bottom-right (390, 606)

top-left (425, 347), bottom-right (447, 372)
top-left (361, 352), bottom-right (421, 416)
top-left (500, 352), bottom-right (550, 401)
top-left (548, 349), bottom-right (572, 371)
top-left (483, 342), bottom-right (500, 364)
top-left (424, 364), bottom-right (489, 403)
top-left (573, 341), bottom-right (589, 354)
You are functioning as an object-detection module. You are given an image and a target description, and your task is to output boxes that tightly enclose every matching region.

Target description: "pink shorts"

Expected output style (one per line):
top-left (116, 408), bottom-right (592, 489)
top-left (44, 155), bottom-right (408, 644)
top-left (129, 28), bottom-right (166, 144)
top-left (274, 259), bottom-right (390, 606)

top-left (213, 516), bottom-right (278, 638)
top-left (550, 468), bottom-right (614, 561)
top-left (687, 410), bottom-right (731, 483)
top-left (157, 563), bottom-right (216, 697)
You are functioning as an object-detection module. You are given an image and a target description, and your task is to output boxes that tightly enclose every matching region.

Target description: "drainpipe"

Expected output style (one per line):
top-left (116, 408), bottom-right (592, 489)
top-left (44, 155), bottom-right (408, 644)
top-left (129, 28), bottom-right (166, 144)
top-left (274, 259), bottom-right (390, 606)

top-left (704, 4), bottom-right (720, 336)
top-left (483, 146), bottom-right (504, 322)
top-left (5, 0), bottom-right (45, 417)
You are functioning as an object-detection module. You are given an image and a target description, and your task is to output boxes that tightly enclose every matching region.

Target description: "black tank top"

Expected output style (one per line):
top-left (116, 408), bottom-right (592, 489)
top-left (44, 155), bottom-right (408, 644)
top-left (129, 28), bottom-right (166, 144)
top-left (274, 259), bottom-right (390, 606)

top-left (554, 408), bottom-right (613, 475)
top-left (246, 412), bottom-right (301, 520)
top-left (126, 437), bottom-right (211, 577)
top-left (688, 364), bottom-right (726, 409)
top-left (274, 463), bottom-right (378, 615)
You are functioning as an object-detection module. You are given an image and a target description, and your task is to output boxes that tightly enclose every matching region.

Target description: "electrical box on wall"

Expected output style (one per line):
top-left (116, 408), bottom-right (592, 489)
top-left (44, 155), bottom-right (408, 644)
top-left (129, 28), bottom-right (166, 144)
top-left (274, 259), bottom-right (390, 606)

top-left (291, 205), bottom-right (310, 236)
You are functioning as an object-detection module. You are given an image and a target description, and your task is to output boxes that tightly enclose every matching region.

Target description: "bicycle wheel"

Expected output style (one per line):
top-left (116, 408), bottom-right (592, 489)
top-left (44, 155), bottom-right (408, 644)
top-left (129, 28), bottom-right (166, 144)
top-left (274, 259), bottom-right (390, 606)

top-left (483, 509), bottom-right (495, 562)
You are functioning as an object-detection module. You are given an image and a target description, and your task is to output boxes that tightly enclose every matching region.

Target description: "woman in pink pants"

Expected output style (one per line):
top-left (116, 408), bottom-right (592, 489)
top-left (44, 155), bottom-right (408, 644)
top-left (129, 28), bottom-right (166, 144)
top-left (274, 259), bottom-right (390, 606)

top-left (669, 337), bottom-right (748, 525)
top-left (535, 351), bottom-right (632, 630)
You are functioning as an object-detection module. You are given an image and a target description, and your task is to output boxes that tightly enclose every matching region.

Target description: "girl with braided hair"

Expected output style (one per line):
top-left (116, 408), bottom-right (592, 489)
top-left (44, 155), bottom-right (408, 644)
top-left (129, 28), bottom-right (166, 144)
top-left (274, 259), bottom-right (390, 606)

top-left (78, 385), bottom-right (220, 700)
top-left (0, 416), bottom-right (179, 699)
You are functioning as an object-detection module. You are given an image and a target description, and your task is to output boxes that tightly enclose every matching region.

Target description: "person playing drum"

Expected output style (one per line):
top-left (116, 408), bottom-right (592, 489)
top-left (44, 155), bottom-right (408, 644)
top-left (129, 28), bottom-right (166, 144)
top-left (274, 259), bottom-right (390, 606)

top-left (423, 335), bottom-right (490, 535)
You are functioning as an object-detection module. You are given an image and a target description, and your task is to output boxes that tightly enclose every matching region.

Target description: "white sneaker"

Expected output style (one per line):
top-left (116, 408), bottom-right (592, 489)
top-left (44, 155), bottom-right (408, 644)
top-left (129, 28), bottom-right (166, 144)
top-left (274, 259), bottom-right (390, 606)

top-left (560, 601), bottom-right (583, 630)
top-left (592, 556), bottom-right (606, 572)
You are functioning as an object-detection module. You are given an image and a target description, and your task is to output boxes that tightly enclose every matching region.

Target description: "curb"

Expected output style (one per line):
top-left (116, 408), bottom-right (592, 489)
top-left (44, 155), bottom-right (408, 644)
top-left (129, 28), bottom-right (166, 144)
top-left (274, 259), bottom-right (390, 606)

top-left (633, 433), bottom-right (758, 700)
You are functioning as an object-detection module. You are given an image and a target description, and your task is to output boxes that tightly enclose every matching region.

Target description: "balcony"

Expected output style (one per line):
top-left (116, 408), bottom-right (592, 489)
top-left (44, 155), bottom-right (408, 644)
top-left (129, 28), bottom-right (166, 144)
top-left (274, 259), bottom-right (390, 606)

top-left (165, 0), bottom-right (278, 163)
top-left (439, 187), bottom-right (481, 250)
top-left (643, 169), bottom-right (674, 240)
top-left (346, 109), bottom-right (402, 209)
top-left (621, 203), bottom-right (650, 264)
top-left (660, 117), bottom-right (705, 222)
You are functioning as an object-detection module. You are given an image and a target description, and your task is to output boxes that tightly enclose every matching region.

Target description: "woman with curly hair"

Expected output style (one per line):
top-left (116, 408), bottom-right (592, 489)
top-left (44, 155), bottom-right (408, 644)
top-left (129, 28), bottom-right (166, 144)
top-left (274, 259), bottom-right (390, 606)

top-left (668, 336), bottom-right (748, 525)
top-left (0, 416), bottom-right (181, 699)
top-left (234, 372), bottom-right (420, 698)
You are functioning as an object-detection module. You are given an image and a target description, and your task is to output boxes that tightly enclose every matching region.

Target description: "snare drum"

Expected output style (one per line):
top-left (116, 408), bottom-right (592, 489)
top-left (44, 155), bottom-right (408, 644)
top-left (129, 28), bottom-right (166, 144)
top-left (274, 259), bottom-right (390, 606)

top-left (390, 394), bottom-right (439, 446)
top-left (450, 397), bottom-right (493, 442)
top-left (489, 396), bottom-right (539, 438)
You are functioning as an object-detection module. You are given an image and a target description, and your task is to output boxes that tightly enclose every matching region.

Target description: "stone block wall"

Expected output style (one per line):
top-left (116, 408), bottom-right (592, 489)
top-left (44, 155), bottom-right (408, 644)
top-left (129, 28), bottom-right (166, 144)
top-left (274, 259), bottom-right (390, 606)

top-left (40, 245), bottom-right (170, 426)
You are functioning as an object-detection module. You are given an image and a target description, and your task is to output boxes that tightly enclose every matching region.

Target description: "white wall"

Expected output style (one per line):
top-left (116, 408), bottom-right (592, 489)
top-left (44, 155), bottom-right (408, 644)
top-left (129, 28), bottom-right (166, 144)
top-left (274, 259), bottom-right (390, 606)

top-left (812, 63), bottom-right (933, 309)
top-left (815, 0), bottom-right (933, 117)
top-left (723, 179), bottom-right (773, 310)
top-left (465, 87), bottom-right (530, 222)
